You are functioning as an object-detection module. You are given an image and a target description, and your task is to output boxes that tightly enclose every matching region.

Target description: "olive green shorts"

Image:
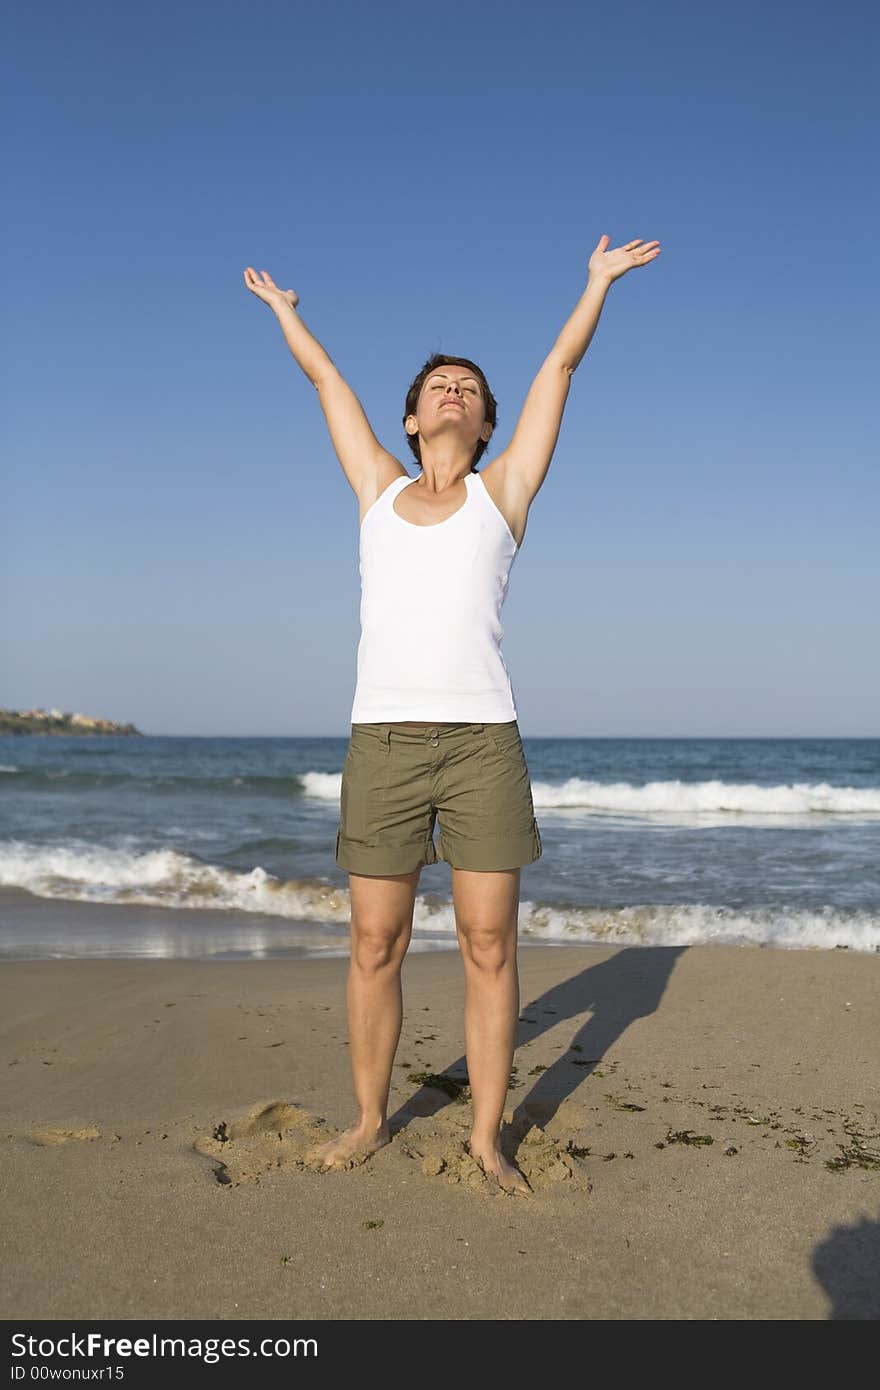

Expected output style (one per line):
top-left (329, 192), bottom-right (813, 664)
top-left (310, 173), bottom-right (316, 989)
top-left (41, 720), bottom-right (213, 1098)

top-left (336, 721), bottom-right (543, 875)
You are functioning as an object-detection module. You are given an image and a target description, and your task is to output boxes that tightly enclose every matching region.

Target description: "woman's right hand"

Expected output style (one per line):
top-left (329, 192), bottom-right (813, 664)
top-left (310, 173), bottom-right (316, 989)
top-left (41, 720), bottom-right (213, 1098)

top-left (243, 267), bottom-right (299, 312)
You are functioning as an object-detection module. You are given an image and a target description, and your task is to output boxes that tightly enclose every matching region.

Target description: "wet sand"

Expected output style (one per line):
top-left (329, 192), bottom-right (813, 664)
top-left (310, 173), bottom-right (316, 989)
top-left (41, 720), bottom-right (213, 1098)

top-left (1, 940), bottom-right (878, 1319)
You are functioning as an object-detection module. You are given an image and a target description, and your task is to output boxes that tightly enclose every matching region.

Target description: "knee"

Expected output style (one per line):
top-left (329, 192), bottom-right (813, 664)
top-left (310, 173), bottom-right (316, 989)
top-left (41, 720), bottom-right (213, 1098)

top-left (351, 918), bottom-right (410, 973)
top-left (458, 921), bottom-right (516, 973)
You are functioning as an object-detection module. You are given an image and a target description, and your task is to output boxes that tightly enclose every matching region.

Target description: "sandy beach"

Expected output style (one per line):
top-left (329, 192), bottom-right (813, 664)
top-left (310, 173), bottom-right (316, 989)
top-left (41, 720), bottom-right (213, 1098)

top-left (1, 932), bottom-right (878, 1320)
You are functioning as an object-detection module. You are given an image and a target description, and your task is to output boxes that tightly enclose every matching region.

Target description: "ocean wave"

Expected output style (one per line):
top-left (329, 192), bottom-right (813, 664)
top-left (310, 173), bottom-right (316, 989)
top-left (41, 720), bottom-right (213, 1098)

top-left (1, 840), bottom-right (877, 953)
top-left (0, 840), bottom-right (349, 921)
top-left (529, 778), bottom-right (880, 815)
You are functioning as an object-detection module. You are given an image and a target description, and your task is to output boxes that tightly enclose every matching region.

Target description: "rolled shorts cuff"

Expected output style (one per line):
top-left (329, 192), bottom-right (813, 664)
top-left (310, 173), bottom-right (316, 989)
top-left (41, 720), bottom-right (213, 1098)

top-left (336, 821), bottom-right (542, 875)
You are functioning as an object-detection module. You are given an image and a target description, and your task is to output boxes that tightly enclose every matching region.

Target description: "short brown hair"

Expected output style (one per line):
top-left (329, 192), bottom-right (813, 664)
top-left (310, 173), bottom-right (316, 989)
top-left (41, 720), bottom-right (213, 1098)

top-left (402, 353), bottom-right (498, 471)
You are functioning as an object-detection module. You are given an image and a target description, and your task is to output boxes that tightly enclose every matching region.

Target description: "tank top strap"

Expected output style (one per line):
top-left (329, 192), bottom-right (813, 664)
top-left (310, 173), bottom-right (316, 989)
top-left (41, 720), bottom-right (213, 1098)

top-left (360, 473), bottom-right (416, 534)
top-left (470, 469), bottom-right (518, 551)
top-left (386, 474), bottom-right (417, 502)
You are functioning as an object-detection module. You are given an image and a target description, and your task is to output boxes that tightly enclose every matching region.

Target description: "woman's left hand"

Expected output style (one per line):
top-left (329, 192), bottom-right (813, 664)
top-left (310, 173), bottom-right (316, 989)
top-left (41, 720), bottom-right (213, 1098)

top-left (588, 233), bottom-right (661, 284)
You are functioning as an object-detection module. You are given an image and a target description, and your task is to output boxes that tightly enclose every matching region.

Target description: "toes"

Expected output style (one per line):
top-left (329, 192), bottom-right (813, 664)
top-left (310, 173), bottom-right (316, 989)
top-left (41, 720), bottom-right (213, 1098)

top-left (305, 1150), bottom-right (334, 1171)
top-left (305, 1143), bottom-right (372, 1173)
top-left (496, 1165), bottom-right (532, 1195)
top-left (466, 1143), bottom-right (529, 1191)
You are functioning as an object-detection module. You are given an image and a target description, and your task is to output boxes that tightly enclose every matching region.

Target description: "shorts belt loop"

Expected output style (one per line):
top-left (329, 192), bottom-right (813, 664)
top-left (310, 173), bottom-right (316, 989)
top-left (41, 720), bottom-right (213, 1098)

top-left (383, 724), bottom-right (391, 748)
top-left (472, 723), bottom-right (485, 734)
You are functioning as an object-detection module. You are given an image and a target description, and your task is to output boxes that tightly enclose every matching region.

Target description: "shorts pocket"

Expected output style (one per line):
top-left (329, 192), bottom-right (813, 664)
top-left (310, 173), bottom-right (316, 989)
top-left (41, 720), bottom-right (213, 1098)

top-left (479, 724), bottom-right (535, 836)
top-left (349, 724), bottom-right (390, 747)
top-left (341, 727), bottom-right (390, 842)
top-left (488, 721), bottom-right (522, 754)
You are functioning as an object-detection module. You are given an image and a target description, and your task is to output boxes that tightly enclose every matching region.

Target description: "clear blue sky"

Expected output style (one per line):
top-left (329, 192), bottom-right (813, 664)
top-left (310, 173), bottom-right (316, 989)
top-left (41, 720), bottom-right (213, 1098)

top-left (3, 0), bottom-right (877, 737)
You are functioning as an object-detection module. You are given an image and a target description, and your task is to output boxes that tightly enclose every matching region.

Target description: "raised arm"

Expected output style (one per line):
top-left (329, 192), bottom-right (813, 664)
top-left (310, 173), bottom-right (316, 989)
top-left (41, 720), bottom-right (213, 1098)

top-left (243, 267), bottom-right (390, 498)
top-left (499, 234), bottom-right (661, 503)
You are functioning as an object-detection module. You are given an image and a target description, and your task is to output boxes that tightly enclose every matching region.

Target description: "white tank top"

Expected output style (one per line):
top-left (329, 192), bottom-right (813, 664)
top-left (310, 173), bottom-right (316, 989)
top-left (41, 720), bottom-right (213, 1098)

top-left (349, 470), bottom-right (520, 723)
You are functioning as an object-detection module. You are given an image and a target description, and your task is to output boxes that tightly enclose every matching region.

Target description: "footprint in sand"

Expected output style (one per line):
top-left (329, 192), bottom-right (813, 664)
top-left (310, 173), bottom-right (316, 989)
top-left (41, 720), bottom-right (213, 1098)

top-left (24, 1125), bottom-right (103, 1147)
top-left (193, 1101), bottom-right (348, 1186)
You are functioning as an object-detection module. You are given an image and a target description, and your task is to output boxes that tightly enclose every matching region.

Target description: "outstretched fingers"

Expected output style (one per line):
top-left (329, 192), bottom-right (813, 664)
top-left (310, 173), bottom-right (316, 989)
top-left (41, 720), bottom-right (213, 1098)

top-left (243, 266), bottom-right (275, 286)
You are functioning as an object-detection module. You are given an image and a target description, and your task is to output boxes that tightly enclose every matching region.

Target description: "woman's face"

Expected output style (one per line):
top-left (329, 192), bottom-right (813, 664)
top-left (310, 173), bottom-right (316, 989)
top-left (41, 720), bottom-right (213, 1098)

top-left (421, 367), bottom-right (483, 415)
top-left (409, 366), bottom-right (490, 455)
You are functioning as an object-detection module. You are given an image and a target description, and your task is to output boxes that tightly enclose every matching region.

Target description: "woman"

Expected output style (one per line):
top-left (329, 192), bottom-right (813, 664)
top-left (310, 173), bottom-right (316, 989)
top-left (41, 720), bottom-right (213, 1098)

top-left (244, 234), bottom-right (660, 1194)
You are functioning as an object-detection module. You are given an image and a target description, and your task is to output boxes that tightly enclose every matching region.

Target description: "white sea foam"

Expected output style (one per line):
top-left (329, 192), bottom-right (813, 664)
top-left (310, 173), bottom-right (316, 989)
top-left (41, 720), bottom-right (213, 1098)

top-left (529, 778), bottom-right (880, 815)
top-left (512, 901), bottom-right (880, 953)
top-left (300, 771), bottom-right (346, 800)
top-left (1, 840), bottom-right (877, 953)
top-left (0, 840), bottom-right (351, 921)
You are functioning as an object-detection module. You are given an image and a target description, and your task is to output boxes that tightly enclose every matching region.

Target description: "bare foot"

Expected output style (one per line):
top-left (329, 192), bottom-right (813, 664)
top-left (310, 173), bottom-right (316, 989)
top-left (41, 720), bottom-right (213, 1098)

top-left (304, 1121), bottom-right (390, 1172)
top-left (467, 1139), bottom-right (533, 1195)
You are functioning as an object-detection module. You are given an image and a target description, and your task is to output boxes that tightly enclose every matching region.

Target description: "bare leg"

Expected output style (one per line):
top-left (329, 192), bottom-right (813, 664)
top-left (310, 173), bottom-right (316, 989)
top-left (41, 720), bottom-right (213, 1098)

top-left (305, 865), bottom-right (420, 1170)
top-left (453, 866), bottom-right (532, 1195)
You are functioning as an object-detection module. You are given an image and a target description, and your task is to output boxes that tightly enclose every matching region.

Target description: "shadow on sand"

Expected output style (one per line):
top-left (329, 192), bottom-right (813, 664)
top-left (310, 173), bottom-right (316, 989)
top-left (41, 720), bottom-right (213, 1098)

top-left (389, 944), bottom-right (688, 1144)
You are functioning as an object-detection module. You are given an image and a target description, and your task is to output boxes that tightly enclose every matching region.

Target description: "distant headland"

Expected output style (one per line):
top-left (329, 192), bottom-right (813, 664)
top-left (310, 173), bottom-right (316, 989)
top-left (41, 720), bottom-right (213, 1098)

top-left (0, 707), bottom-right (143, 736)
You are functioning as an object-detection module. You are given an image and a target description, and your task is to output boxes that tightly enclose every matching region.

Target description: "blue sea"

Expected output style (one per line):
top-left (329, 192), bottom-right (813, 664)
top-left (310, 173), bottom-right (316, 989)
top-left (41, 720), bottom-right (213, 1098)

top-left (1, 734), bottom-right (878, 959)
